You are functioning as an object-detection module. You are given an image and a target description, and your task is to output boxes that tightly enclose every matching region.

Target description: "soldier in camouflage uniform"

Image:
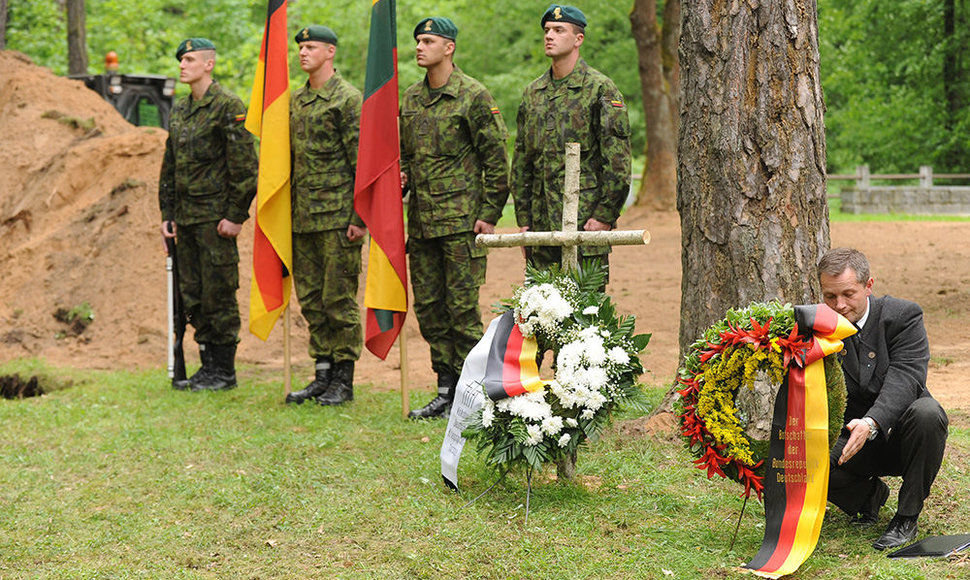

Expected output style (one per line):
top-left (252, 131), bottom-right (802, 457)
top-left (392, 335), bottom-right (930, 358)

top-left (511, 5), bottom-right (632, 281)
top-left (159, 38), bottom-right (257, 392)
top-left (400, 17), bottom-right (510, 419)
top-left (283, 25), bottom-right (365, 407)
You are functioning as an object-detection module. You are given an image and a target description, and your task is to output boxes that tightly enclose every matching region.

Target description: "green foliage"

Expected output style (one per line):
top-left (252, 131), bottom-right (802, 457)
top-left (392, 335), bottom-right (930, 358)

top-left (820, 0), bottom-right (970, 174)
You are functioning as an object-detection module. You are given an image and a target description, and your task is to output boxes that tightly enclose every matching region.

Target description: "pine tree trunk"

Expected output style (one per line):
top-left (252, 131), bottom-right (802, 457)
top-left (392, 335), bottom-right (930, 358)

top-left (66, 0), bottom-right (88, 75)
top-left (677, 0), bottom-right (830, 356)
top-left (0, 0), bottom-right (8, 51)
top-left (630, 0), bottom-right (680, 210)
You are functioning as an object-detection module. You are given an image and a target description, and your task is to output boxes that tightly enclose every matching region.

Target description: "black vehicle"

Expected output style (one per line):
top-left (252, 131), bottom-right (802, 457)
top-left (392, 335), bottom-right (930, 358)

top-left (71, 52), bottom-right (176, 129)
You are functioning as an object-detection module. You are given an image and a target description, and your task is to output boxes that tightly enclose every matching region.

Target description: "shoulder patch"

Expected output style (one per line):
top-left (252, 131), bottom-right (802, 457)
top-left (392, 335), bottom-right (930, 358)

top-left (490, 106), bottom-right (501, 116)
top-left (610, 100), bottom-right (625, 108)
top-left (234, 112), bottom-right (247, 122)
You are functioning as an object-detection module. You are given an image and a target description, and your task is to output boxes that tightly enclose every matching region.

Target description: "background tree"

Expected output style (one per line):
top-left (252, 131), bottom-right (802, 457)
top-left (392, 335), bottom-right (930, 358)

top-left (820, 0), bottom-right (970, 175)
top-left (1, 0), bottom-right (8, 51)
top-left (629, 0), bottom-right (680, 210)
top-left (678, 0), bottom-right (829, 355)
top-left (66, 0), bottom-right (87, 74)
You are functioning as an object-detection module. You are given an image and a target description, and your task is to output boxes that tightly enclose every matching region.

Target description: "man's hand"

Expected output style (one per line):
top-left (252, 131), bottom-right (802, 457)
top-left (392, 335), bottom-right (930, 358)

top-left (216, 219), bottom-right (243, 238)
top-left (838, 418), bottom-right (873, 465)
top-left (400, 171), bottom-right (408, 190)
top-left (583, 217), bottom-right (611, 231)
top-left (347, 224), bottom-right (367, 242)
top-left (473, 220), bottom-right (495, 235)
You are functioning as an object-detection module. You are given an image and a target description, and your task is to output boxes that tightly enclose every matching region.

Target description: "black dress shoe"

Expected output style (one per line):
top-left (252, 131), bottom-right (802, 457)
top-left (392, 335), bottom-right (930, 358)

top-left (873, 514), bottom-right (918, 551)
top-left (852, 478), bottom-right (889, 526)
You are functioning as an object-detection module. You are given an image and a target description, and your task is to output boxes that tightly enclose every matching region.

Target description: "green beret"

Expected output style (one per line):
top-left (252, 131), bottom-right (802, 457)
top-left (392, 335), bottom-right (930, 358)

top-left (413, 17), bottom-right (458, 41)
top-left (294, 25), bottom-right (338, 46)
top-left (541, 5), bottom-right (587, 29)
top-left (175, 37), bottom-right (216, 61)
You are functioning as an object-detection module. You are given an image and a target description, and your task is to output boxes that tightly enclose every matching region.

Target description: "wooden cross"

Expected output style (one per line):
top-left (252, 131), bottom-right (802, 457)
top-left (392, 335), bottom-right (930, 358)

top-left (476, 143), bottom-right (650, 269)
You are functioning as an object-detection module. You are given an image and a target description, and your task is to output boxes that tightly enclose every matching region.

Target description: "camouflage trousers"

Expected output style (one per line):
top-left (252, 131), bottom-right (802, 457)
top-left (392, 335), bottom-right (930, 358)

top-left (409, 232), bottom-right (487, 376)
top-left (525, 246), bottom-right (610, 285)
top-left (176, 222), bottom-right (240, 346)
top-left (293, 230), bottom-right (363, 362)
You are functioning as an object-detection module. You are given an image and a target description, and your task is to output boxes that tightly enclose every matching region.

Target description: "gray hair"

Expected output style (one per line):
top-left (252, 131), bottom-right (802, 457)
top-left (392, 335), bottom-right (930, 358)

top-left (817, 247), bottom-right (870, 283)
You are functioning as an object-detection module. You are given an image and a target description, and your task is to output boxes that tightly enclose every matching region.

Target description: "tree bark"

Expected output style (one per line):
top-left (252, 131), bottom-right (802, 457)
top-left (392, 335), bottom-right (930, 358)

top-left (677, 0), bottom-right (830, 356)
top-left (66, 0), bottom-right (88, 75)
top-left (0, 0), bottom-right (8, 51)
top-left (630, 0), bottom-right (680, 210)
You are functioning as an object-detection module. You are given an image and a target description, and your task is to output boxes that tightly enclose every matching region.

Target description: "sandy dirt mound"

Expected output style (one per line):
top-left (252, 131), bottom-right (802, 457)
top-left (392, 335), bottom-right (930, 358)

top-left (1, 50), bottom-right (967, 412)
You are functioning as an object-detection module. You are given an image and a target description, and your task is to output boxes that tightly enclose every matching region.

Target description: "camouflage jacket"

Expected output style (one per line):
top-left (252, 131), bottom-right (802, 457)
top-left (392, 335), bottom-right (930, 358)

top-left (400, 65), bottom-right (510, 239)
top-left (159, 81), bottom-right (257, 226)
top-left (511, 59), bottom-right (631, 233)
top-left (290, 71), bottom-right (364, 233)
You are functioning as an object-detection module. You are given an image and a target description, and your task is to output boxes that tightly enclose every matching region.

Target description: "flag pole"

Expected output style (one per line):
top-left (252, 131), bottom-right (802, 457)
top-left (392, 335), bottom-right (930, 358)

top-left (400, 318), bottom-right (409, 419)
top-left (283, 304), bottom-right (291, 395)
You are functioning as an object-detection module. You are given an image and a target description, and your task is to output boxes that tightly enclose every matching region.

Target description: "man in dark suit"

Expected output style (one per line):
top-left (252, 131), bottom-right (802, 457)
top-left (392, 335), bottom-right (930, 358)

top-left (818, 247), bottom-right (949, 551)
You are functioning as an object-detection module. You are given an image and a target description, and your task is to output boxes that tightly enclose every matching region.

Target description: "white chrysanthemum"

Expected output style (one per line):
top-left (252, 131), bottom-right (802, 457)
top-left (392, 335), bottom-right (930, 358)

top-left (582, 306), bottom-right (599, 315)
top-left (481, 404), bottom-right (495, 428)
top-left (558, 433), bottom-right (572, 448)
top-left (515, 284), bottom-right (574, 337)
top-left (565, 418), bottom-right (578, 427)
top-left (581, 408), bottom-right (596, 420)
top-left (541, 416), bottom-right (564, 436)
top-left (496, 389), bottom-right (552, 421)
top-left (608, 346), bottom-right (630, 365)
top-left (525, 424), bottom-right (543, 446)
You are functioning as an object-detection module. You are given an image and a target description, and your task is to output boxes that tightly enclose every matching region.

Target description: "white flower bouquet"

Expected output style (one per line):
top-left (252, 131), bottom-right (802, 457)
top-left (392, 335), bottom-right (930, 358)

top-left (462, 264), bottom-right (651, 478)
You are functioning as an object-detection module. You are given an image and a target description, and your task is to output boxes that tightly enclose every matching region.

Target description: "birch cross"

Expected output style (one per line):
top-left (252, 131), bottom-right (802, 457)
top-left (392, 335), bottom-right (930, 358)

top-left (476, 143), bottom-right (650, 270)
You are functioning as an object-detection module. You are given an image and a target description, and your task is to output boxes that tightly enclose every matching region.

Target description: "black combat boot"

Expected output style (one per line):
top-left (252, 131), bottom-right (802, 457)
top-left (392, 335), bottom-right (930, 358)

top-left (174, 344), bottom-right (211, 390)
top-left (285, 358), bottom-right (332, 404)
top-left (408, 371), bottom-right (457, 419)
top-left (317, 360), bottom-right (354, 406)
top-left (191, 343), bottom-right (237, 391)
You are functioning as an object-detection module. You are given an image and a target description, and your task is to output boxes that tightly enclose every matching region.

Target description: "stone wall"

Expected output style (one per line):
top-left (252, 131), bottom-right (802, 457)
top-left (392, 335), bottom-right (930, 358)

top-left (840, 187), bottom-right (970, 215)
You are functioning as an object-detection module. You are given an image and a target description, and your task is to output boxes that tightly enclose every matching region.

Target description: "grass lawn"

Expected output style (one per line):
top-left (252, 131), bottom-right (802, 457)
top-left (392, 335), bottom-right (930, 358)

top-left (1, 359), bottom-right (968, 578)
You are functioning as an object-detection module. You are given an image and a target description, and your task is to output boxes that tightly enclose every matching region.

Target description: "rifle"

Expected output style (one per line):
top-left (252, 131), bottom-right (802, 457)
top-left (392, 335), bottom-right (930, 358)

top-left (165, 232), bottom-right (187, 384)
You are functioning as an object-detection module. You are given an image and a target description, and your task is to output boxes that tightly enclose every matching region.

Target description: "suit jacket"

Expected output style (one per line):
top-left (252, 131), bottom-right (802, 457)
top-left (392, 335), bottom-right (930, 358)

top-left (841, 295), bottom-right (933, 439)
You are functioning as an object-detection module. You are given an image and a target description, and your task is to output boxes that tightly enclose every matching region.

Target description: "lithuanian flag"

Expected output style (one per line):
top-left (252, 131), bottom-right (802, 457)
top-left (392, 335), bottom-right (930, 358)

top-left (744, 304), bottom-right (856, 578)
top-left (355, 0), bottom-right (407, 359)
top-left (245, 0), bottom-right (292, 341)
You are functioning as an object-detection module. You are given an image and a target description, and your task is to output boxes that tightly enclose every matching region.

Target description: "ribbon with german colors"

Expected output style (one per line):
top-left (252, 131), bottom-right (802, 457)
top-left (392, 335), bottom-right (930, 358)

top-left (482, 311), bottom-right (547, 400)
top-left (744, 304), bottom-right (856, 578)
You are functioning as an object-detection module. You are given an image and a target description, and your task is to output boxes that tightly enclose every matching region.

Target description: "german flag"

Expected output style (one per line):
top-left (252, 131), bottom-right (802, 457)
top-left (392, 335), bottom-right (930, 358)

top-left (744, 304), bottom-right (856, 578)
top-left (354, 0), bottom-right (407, 359)
top-left (245, 0), bottom-right (291, 341)
top-left (482, 311), bottom-right (546, 400)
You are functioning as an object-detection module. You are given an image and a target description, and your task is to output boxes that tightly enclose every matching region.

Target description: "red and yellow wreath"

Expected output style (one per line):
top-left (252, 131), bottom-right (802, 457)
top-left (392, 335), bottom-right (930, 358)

top-left (675, 301), bottom-right (846, 500)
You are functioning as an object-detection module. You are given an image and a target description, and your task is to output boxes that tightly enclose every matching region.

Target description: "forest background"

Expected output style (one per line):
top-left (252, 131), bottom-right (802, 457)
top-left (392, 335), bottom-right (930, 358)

top-left (5, 0), bottom-right (970, 184)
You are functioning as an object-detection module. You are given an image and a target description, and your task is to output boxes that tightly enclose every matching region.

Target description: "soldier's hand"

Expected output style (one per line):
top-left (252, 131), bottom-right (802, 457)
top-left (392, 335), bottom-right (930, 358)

top-left (400, 171), bottom-right (408, 189)
top-left (474, 220), bottom-right (494, 235)
top-left (583, 218), bottom-right (611, 232)
top-left (347, 224), bottom-right (367, 242)
top-left (216, 219), bottom-right (243, 239)
top-left (160, 221), bottom-right (176, 252)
